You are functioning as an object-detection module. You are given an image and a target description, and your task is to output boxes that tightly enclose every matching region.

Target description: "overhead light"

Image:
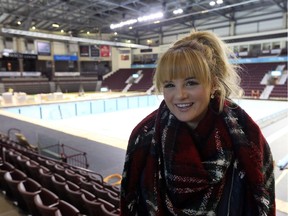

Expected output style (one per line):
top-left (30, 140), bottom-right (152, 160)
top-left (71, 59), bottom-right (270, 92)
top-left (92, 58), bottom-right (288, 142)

top-left (87, 31), bottom-right (90, 34)
top-left (110, 19), bottom-right (137, 29)
top-left (61, 29), bottom-right (64, 33)
top-left (132, 74), bottom-right (139, 78)
top-left (154, 20), bottom-right (160, 24)
top-left (173, 8), bottom-right (183, 15)
top-left (210, 0), bottom-right (223, 6)
top-left (110, 12), bottom-right (163, 29)
top-left (209, 1), bottom-right (216, 6)
top-left (129, 26), bottom-right (133, 29)
top-left (17, 21), bottom-right (21, 25)
top-left (52, 23), bottom-right (60, 28)
top-left (31, 26), bottom-right (36, 30)
top-left (138, 12), bottom-right (163, 22)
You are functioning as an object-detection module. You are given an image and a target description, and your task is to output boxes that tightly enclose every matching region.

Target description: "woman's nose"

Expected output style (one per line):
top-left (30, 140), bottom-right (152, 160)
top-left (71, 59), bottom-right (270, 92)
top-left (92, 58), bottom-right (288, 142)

top-left (176, 87), bottom-right (188, 99)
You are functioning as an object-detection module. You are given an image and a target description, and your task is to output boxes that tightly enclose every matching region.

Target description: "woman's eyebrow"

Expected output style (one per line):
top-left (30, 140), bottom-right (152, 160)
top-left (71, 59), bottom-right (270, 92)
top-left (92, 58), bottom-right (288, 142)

top-left (185, 77), bottom-right (195, 81)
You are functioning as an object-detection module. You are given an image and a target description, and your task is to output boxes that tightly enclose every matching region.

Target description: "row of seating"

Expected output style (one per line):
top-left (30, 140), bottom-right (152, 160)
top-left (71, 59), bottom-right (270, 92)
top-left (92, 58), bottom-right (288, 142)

top-left (240, 62), bottom-right (287, 98)
top-left (0, 133), bottom-right (121, 215)
top-left (1, 164), bottom-right (120, 215)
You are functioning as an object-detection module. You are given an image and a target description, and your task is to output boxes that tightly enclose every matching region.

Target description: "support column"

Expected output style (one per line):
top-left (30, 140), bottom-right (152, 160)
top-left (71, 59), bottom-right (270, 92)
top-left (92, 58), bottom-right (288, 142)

top-left (15, 37), bottom-right (24, 75)
top-left (283, 12), bottom-right (288, 29)
top-left (229, 20), bottom-right (236, 36)
top-left (158, 32), bottom-right (163, 45)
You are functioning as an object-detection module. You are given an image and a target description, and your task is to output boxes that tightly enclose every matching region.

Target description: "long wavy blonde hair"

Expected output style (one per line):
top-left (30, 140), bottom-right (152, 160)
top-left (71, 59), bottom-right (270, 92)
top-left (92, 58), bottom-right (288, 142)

top-left (153, 30), bottom-right (243, 112)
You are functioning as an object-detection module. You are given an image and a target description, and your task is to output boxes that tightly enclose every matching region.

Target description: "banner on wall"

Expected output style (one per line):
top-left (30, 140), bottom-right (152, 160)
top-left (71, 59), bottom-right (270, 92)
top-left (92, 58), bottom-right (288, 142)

top-left (90, 45), bottom-right (100, 57)
top-left (37, 41), bottom-right (51, 56)
top-left (100, 45), bottom-right (110, 57)
top-left (79, 45), bottom-right (90, 57)
top-left (54, 55), bottom-right (78, 61)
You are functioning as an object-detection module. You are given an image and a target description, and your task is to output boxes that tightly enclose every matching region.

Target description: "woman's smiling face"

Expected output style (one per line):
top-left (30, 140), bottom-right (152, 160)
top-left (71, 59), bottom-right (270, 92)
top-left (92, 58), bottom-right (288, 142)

top-left (163, 77), bottom-right (212, 127)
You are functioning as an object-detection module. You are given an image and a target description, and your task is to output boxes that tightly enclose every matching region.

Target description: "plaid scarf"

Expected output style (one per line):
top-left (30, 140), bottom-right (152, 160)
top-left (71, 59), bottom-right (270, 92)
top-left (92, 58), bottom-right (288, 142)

top-left (121, 99), bottom-right (275, 216)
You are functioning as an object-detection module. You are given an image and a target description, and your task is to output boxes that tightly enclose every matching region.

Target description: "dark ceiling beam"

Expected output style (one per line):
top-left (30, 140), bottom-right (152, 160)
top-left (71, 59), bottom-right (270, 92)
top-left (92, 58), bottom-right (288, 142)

top-left (21, 0), bottom-right (67, 30)
top-left (271, 0), bottom-right (287, 11)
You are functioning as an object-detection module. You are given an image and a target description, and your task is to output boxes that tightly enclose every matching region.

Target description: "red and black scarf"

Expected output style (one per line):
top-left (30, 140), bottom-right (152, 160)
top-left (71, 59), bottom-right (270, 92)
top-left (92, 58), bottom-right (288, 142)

top-left (121, 99), bottom-right (275, 216)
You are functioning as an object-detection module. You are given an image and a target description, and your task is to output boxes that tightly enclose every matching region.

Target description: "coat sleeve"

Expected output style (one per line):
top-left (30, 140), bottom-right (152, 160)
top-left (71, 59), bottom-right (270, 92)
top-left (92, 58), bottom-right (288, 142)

top-left (120, 111), bottom-right (157, 215)
top-left (237, 107), bottom-right (276, 216)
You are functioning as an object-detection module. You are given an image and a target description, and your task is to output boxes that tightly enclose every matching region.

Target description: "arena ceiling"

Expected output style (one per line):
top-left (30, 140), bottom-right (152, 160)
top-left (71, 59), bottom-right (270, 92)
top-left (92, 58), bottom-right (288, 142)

top-left (0, 0), bottom-right (287, 40)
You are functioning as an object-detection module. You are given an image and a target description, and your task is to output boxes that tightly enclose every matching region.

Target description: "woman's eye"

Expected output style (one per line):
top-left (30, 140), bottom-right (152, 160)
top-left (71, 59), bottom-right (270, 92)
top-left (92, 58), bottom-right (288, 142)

top-left (163, 83), bottom-right (174, 88)
top-left (186, 80), bottom-right (199, 86)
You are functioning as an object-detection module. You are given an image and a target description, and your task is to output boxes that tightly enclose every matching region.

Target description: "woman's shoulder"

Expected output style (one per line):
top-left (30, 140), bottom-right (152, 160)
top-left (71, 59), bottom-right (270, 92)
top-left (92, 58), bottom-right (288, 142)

top-left (224, 99), bottom-right (261, 133)
top-left (130, 109), bottom-right (158, 138)
top-left (125, 109), bottom-right (158, 154)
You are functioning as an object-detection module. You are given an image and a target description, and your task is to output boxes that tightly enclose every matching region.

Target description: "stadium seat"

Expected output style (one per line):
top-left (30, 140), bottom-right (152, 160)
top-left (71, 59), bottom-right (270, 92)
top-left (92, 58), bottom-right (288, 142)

top-left (34, 195), bottom-right (59, 216)
top-left (81, 194), bottom-right (103, 215)
top-left (98, 198), bottom-right (118, 215)
top-left (101, 203), bottom-right (121, 216)
top-left (79, 177), bottom-right (95, 192)
top-left (4, 169), bottom-right (27, 208)
top-left (25, 160), bottom-right (41, 182)
top-left (57, 200), bottom-right (81, 216)
top-left (0, 162), bottom-right (15, 191)
top-left (87, 171), bottom-right (104, 184)
top-left (53, 163), bottom-right (66, 176)
top-left (36, 156), bottom-right (47, 166)
top-left (17, 177), bottom-right (42, 216)
top-left (16, 154), bottom-right (30, 173)
top-left (103, 182), bottom-right (121, 196)
top-left (51, 173), bottom-right (68, 200)
top-left (64, 180), bottom-right (81, 205)
top-left (38, 166), bottom-right (53, 188)
top-left (7, 150), bottom-right (22, 168)
top-left (93, 184), bottom-right (111, 201)
top-left (107, 192), bottom-right (120, 208)
top-left (64, 182), bottom-right (92, 215)
top-left (33, 187), bottom-right (59, 216)
top-left (45, 159), bottom-right (57, 172)
top-left (64, 168), bottom-right (85, 184)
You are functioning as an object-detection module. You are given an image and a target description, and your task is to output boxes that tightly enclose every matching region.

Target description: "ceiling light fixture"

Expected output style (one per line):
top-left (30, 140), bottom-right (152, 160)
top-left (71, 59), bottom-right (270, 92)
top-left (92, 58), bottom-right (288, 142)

top-left (209, 1), bottom-right (216, 6)
top-left (52, 23), bottom-right (60, 28)
top-left (110, 19), bottom-right (137, 29)
top-left (110, 12), bottom-right (163, 29)
top-left (138, 12), bottom-right (163, 22)
top-left (210, 0), bottom-right (223, 6)
top-left (173, 9), bottom-right (183, 15)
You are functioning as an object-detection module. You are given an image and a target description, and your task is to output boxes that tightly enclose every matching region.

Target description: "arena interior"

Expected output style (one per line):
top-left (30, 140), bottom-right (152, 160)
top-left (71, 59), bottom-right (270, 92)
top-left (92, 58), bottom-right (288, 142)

top-left (0, 0), bottom-right (287, 215)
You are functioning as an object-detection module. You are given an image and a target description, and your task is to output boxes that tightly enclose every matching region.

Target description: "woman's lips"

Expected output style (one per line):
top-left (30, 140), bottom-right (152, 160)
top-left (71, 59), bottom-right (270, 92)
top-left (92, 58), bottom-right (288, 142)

top-left (175, 103), bottom-right (193, 110)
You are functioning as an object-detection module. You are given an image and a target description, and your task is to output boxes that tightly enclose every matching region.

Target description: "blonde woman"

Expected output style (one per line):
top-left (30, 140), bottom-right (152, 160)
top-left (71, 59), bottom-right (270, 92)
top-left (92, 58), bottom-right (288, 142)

top-left (120, 31), bottom-right (275, 216)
